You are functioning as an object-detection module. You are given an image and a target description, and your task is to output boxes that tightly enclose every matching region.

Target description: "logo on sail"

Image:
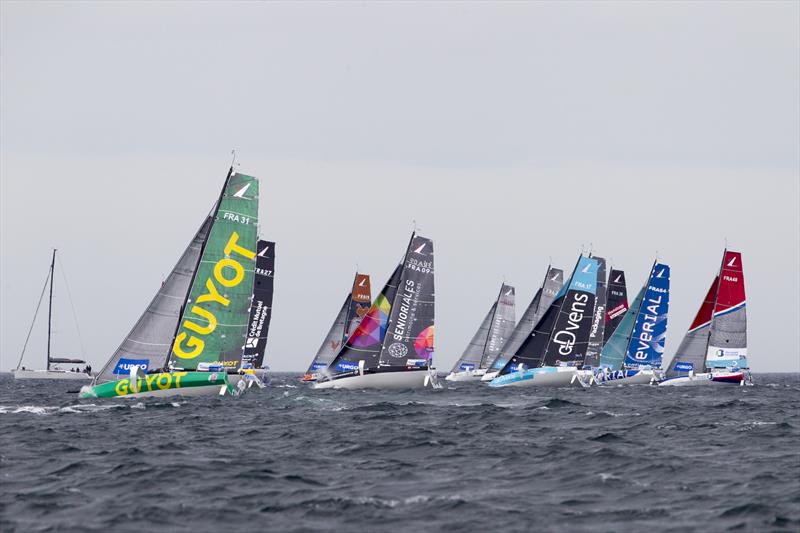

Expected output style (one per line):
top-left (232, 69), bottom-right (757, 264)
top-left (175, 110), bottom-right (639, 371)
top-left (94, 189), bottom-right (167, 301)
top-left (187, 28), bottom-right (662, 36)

top-left (233, 183), bottom-right (252, 199)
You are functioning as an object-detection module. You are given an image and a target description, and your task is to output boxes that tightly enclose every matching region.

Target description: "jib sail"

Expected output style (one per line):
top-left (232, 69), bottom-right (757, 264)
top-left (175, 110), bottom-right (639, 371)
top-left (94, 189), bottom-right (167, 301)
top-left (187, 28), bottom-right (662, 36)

top-left (95, 216), bottom-right (213, 382)
top-left (666, 276), bottom-right (719, 377)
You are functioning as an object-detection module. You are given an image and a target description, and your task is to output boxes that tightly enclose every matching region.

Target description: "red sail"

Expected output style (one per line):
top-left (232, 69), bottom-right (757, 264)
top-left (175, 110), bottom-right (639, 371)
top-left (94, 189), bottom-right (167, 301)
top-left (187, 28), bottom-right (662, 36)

top-left (713, 251), bottom-right (746, 314)
top-left (688, 276), bottom-right (719, 331)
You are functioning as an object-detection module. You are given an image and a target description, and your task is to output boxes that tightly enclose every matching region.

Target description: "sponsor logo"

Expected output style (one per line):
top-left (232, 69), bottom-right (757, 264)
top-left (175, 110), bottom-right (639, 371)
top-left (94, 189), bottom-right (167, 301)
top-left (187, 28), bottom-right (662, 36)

top-left (113, 371), bottom-right (189, 396)
top-left (727, 256), bottom-right (737, 267)
top-left (172, 232), bottom-right (256, 361)
top-left (245, 337), bottom-right (260, 349)
top-left (258, 245), bottom-right (269, 257)
top-left (551, 293), bottom-right (589, 356)
top-left (613, 274), bottom-right (623, 283)
top-left (413, 243), bottom-right (427, 254)
top-left (113, 358), bottom-right (150, 375)
top-left (505, 288), bottom-right (514, 296)
top-left (406, 358), bottom-right (427, 367)
top-left (336, 361), bottom-right (360, 372)
top-left (392, 280), bottom-right (418, 341)
top-left (459, 363), bottom-right (476, 371)
top-left (674, 361), bottom-right (694, 372)
top-left (232, 182), bottom-right (251, 199)
top-left (359, 278), bottom-right (368, 287)
top-left (388, 342), bottom-right (408, 358)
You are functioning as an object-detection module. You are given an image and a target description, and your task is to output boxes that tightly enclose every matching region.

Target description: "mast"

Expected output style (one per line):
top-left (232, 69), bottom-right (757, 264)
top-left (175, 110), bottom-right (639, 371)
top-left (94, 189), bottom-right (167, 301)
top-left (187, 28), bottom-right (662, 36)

top-left (162, 166), bottom-right (233, 371)
top-left (478, 284), bottom-right (505, 369)
top-left (380, 232), bottom-right (416, 366)
top-left (701, 249), bottom-right (726, 372)
top-left (46, 249), bottom-right (56, 371)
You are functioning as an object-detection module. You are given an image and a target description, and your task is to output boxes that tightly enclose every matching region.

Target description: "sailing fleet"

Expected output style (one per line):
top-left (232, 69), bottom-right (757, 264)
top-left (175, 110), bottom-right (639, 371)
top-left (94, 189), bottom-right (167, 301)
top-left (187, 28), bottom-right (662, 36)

top-left (13, 166), bottom-right (754, 396)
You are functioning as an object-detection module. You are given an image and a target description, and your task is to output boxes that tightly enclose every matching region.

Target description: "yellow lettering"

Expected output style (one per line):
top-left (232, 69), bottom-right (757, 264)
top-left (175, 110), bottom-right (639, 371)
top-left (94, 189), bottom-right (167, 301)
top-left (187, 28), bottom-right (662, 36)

top-left (223, 231), bottom-right (255, 260)
top-left (214, 258), bottom-right (244, 288)
top-left (145, 373), bottom-right (158, 391)
top-left (197, 278), bottom-right (230, 307)
top-left (157, 373), bottom-right (172, 390)
top-left (184, 306), bottom-right (218, 335)
top-left (173, 332), bottom-right (205, 359)
top-left (115, 379), bottom-right (129, 396)
top-left (174, 371), bottom-right (188, 388)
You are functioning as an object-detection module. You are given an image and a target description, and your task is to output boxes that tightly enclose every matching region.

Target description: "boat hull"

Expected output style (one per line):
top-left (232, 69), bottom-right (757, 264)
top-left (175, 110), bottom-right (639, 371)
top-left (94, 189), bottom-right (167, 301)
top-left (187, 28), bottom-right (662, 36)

top-left (445, 368), bottom-right (487, 382)
top-left (481, 370), bottom-right (499, 382)
top-left (660, 371), bottom-right (749, 387)
top-left (313, 369), bottom-right (431, 390)
top-left (488, 367), bottom-right (590, 388)
top-left (595, 368), bottom-right (663, 386)
top-left (14, 370), bottom-right (91, 380)
top-left (78, 371), bottom-right (233, 399)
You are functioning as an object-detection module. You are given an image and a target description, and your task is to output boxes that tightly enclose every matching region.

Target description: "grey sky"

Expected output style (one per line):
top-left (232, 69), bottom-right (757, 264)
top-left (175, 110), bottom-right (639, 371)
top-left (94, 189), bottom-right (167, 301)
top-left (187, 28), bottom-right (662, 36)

top-left (2, 1), bottom-right (798, 373)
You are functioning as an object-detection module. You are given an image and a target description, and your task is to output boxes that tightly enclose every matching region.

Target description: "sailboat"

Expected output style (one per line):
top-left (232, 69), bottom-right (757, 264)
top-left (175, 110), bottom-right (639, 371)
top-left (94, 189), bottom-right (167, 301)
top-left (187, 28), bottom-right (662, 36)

top-left (445, 283), bottom-right (515, 382)
top-left (661, 250), bottom-right (750, 386)
top-left (241, 240), bottom-right (275, 376)
top-left (14, 250), bottom-right (91, 380)
top-left (302, 272), bottom-right (372, 382)
top-left (489, 255), bottom-right (599, 388)
top-left (594, 261), bottom-right (671, 385)
top-left (604, 268), bottom-right (629, 342)
top-left (79, 167), bottom-right (261, 398)
top-left (314, 233), bottom-right (438, 390)
top-left (480, 266), bottom-right (564, 382)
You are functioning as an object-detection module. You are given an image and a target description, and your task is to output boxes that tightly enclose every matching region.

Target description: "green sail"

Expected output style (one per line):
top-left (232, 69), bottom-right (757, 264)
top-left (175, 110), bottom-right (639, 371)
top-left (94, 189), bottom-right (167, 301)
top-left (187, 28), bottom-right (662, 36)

top-left (169, 172), bottom-right (260, 371)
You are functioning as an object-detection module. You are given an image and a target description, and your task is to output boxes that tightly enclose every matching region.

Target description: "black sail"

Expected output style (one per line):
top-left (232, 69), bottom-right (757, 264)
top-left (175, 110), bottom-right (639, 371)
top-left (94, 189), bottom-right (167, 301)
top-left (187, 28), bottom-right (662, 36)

top-left (584, 256), bottom-right (607, 368)
top-left (498, 287), bottom-right (564, 375)
top-left (604, 268), bottom-right (629, 343)
top-left (541, 255), bottom-right (600, 367)
top-left (242, 240), bottom-right (275, 369)
top-left (379, 235), bottom-right (435, 369)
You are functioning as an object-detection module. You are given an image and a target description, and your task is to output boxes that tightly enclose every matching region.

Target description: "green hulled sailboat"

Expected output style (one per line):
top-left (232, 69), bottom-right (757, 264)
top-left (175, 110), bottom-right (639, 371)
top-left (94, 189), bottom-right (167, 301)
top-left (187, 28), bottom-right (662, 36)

top-left (80, 167), bottom-right (261, 399)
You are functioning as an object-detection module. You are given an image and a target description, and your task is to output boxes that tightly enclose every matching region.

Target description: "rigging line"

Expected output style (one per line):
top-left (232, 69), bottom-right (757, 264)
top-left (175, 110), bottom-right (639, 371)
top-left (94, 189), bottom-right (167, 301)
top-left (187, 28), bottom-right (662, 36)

top-left (15, 268), bottom-right (52, 370)
top-left (57, 255), bottom-right (88, 360)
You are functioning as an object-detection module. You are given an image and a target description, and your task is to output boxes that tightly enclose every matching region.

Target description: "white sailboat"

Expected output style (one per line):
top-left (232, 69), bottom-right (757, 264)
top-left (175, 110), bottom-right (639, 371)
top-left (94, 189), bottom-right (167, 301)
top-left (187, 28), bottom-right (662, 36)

top-left (14, 249), bottom-right (91, 381)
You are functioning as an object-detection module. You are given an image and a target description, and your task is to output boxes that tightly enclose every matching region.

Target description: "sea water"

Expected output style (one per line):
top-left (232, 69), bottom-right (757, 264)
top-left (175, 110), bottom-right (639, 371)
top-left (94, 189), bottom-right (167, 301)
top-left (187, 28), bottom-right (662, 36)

top-left (1, 373), bottom-right (798, 532)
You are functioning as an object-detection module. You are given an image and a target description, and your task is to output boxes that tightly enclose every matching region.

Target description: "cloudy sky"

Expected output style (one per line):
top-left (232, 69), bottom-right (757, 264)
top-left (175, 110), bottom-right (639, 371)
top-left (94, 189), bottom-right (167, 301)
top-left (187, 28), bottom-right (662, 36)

top-left (1, 1), bottom-right (798, 373)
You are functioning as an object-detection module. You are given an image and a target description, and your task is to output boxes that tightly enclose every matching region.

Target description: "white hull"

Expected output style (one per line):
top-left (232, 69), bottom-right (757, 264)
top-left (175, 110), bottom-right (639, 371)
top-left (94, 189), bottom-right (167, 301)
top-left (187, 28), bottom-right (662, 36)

top-left (445, 368), bottom-right (487, 382)
top-left (489, 367), bottom-right (591, 388)
top-left (14, 369), bottom-right (91, 380)
top-left (313, 370), bottom-right (431, 390)
top-left (595, 369), bottom-right (663, 386)
top-left (480, 371), bottom-right (499, 382)
top-left (660, 371), bottom-right (749, 387)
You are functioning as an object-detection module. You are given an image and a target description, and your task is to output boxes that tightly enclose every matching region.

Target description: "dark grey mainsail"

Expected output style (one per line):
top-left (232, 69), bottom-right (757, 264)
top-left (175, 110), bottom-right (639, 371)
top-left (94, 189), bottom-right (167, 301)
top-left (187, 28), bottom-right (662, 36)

top-left (486, 267), bottom-right (563, 372)
top-left (95, 217), bottom-right (212, 382)
top-left (242, 240), bottom-right (275, 369)
top-left (584, 256), bottom-right (607, 368)
top-left (379, 235), bottom-right (435, 368)
top-left (308, 295), bottom-right (352, 374)
top-left (604, 269), bottom-right (629, 343)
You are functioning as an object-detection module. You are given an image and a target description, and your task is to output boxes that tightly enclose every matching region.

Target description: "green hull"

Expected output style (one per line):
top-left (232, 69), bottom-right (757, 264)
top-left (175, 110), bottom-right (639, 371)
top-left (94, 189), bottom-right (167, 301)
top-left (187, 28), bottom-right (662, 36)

top-left (79, 371), bottom-right (233, 399)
